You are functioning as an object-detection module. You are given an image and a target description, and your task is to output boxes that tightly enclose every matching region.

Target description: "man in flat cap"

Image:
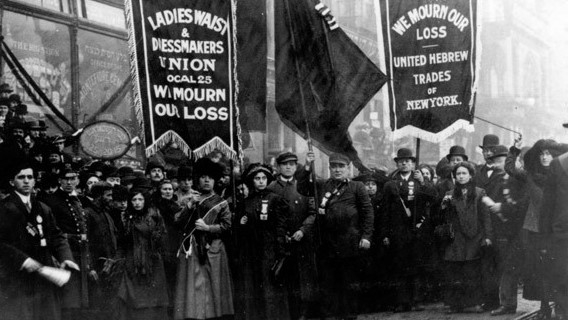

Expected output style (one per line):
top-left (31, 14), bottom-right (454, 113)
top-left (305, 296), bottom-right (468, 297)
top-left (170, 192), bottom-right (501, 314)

top-left (297, 152), bottom-right (373, 320)
top-left (268, 151), bottom-right (317, 320)
top-left (381, 148), bottom-right (436, 312)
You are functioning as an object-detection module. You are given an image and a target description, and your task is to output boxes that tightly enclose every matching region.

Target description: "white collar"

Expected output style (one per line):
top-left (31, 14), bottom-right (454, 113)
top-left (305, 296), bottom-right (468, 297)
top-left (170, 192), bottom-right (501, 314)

top-left (60, 187), bottom-right (78, 197)
top-left (15, 191), bottom-right (31, 205)
top-left (280, 176), bottom-right (294, 182)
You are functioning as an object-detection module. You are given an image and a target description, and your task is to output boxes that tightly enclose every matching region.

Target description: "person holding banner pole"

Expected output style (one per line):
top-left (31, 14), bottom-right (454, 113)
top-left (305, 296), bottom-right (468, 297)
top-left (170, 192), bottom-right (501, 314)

top-left (268, 152), bottom-right (318, 320)
top-left (297, 152), bottom-right (373, 320)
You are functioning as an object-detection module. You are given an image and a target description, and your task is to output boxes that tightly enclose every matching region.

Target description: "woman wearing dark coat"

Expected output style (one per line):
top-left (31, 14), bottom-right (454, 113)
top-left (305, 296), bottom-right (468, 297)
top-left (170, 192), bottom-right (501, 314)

top-left (235, 163), bottom-right (291, 320)
top-left (441, 162), bottom-right (493, 313)
top-left (114, 190), bottom-right (169, 320)
top-left (151, 180), bottom-right (182, 312)
top-left (504, 138), bottom-right (568, 318)
top-left (353, 170), bottom-right (390, 312)
top-left (174, 158), bottom-right (234, 320)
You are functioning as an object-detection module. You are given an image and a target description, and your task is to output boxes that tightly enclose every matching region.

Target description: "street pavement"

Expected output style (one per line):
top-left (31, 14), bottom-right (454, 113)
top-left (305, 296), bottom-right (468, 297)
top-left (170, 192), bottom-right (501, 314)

top-left (358, 292), bottom-right (540, 320)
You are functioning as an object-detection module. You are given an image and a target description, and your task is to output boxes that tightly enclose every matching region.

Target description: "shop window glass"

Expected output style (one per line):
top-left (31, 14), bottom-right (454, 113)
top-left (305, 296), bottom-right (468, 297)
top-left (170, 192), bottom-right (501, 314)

top-left (77, 29), bottom-right (142, 162)
top-left (15, 0), bottom-right (70, 13)
top-left (80, 0), bottom-right (126, 29)
top-left (1, 11), bottom-right (72, 134)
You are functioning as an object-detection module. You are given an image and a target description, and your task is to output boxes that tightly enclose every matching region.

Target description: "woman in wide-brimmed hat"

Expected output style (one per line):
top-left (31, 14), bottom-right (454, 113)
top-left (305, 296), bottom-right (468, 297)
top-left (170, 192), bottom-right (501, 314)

top-left (503, 137), bottom-right (568, 318)
top-left (233, 163), bottom-right (291, 320)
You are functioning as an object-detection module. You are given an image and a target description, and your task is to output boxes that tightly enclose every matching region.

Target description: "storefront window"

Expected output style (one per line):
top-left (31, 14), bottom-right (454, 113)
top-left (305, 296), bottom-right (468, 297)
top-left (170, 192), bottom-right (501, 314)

top-left (77, 29), bottom-right (142, 163)
top-left (76, 30), bottom-right (129, 126)
top-left (77, 0), bottom-right (126, 29)
top-left (15, 0), bottom-right (70, 13)
top-left (1, 10), bottom-right (72, 133)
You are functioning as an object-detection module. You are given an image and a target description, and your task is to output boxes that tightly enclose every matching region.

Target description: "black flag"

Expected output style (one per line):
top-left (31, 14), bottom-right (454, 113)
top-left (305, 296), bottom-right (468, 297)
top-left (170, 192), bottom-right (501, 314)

top-left (275, 0), bottom-right (387, 168)
top-left (237, 0), bottom-right (267, 132)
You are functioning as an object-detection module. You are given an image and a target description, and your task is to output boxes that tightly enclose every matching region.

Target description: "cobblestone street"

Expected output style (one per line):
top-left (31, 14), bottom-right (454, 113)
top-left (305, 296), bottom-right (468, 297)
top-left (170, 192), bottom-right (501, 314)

top-left (359, 292), bottom-right (541, 320)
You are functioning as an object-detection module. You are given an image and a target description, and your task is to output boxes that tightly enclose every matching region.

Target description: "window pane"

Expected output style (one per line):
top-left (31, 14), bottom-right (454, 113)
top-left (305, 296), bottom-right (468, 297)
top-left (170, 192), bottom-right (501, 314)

top-left (77, 30), bottom-right (129, 126)
top-left (84, 0), bottom-right (125, 29)
top-left (1, 10), bottom-right (72, 134)
top-left (14, 0), bottom-right (70, 13)
top-left (77, 30), bottom-right (143, 163)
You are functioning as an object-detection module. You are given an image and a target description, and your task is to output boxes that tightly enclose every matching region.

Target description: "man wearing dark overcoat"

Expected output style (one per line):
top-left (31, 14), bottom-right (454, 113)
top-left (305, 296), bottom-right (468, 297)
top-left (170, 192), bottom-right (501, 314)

top-left (381, 148), bottom-right (436, 312)
top-left (40, 168), bottom-right (92, 319)
top-left (85, 182), bottom-right (118, 313)
top-left (0, 163), bottom-right (76, 320)
top-left (475, 144), bottom-right (508, 311)
top-left (540, 124), bottom-right (568, 319)
top-left (297, 152), bottom-right (373, 320)
top-left (268, 151), bottom-right (317, 320)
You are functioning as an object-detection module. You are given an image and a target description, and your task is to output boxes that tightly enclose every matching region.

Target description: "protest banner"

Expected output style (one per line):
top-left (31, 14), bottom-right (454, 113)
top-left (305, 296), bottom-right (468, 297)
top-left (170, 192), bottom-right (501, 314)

top-left (125, 0), bottom-right (239, 159)
top-left (376, 0), bottom-right (480, 142)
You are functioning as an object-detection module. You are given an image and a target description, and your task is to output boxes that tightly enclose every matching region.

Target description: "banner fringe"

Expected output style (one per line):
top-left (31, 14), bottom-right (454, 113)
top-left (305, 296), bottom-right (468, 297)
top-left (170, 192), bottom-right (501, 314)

top-left (145, 130), bottom-right (192, 158)
top-left (393, 120), bottom-right (474, 144)
top-left (193, 137), bottom-right (237, 160)
top-left (231, 0), bottom-right (244, 168)
top-left (125, 0), bottom-right (146, 149)
top-left (469, 0), bottom-right (482, 111)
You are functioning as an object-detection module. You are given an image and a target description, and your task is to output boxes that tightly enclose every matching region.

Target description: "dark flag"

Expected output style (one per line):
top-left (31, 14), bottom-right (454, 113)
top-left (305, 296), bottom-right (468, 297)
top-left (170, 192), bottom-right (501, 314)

top-left (275, 0), bottom-right (387, 168)
top-left (125, 0), bottom-right (240, 159)
top-left (377, 0), bottom-right (479, 142)
top-left (237, 0), bottom-right (267, 132)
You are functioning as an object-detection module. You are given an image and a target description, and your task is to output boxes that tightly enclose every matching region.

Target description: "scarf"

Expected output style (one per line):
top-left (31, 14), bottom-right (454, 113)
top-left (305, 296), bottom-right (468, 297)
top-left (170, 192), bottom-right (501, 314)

top-left (452, 182), bottom-right (479, 238)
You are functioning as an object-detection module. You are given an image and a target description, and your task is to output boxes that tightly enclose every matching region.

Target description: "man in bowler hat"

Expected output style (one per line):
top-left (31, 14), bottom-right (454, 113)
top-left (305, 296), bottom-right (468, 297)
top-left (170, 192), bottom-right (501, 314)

top-left (381, 148), bottom-right (437, 312)
top-left (475, 144), bottom-right (509, 311)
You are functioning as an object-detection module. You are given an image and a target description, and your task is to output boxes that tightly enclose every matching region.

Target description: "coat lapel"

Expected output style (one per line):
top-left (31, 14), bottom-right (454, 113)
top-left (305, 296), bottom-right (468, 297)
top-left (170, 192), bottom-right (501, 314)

top-left (9, 193), bottom-right (32, 221)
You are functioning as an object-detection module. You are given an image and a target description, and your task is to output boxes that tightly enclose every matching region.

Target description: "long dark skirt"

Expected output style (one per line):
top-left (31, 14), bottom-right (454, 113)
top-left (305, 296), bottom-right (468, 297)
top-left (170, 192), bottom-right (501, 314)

top-left (234, 245), bottom-right (290, 320)
top-left (522, 231), bottom-right (552, 301)
top-left (115, 299), bottom-right (167, 320)
top-left (443, 259), bottom-right (483, 310)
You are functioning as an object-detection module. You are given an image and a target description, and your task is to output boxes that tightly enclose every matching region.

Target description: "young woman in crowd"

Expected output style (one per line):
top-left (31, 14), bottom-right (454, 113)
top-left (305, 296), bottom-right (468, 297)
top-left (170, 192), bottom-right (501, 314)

top-left (440, 162), bottom-right (493, 314)
top-left (418, 163), bottom-right (435, 183)
top-left (235, 163), bottom-right (291, 320)
top-left (174, 158), bottom-right (234, 320)
top-left (114, 190), bottom-right (169, 320)
top-left (152, 179), bottom-right (182, 315)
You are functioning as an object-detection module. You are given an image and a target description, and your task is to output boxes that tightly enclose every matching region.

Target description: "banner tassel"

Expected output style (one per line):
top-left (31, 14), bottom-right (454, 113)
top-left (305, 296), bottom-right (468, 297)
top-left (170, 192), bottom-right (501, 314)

top-left (193, 136), bottom-right (237, 160)
top-left (145, 130), bottom-right (192, 158)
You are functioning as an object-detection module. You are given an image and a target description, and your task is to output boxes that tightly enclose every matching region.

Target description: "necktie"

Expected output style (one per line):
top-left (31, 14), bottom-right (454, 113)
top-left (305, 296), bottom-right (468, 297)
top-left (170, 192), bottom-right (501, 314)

top-left (25, 201), bottom-right (32, 213)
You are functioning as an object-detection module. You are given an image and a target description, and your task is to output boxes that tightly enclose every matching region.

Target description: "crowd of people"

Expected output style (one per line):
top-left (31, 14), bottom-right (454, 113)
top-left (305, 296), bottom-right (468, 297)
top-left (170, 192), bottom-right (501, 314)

top-left (0, 81), bottom-right (567, 320)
